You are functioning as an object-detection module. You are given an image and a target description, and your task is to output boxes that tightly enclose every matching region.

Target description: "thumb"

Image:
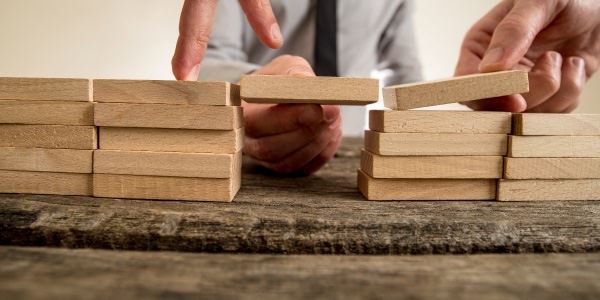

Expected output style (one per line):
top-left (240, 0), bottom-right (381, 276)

top-left (479, 0), bottom-right (561, 72)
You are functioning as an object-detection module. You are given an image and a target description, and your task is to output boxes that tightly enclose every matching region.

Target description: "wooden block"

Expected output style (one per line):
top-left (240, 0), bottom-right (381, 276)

top-left (94, 150), bottom-right (241, 178)
top-left (94, 103), bottom-right (242, 130)
top-left (0, 100), bottom-right (94, 125)
top-left (383, 70), bottom-right (529, 110)
top-left (357, 169), bottom-right (496, 200)
top-left (0, 125), bottom-right (97, 150)
top-left (0, 148), bottom-right (92, 173)
top-left (240, 75), bottom-right (379, 105)
top-left (361, 150), bottom-right (503, 179)
top-left (497, 179), bottom-right (600, 201)
top-left (508, 136), bottom-right (600, 158)
top-left (93, 80), bottom-right (240, 106)
top-left (0, 77), bottom-right (91, 102)
top-left (99, 127), bottom-right (243, 154)
top-left (369, 110), bottom-right (512, 134)
top-left (513, 113), bottom-right (600, 136)
top-left (364, 130), bottom-right (507, 156)
top-left (0, 170), bottom-right (92, 196)
top-left (504, 158), bottom-right (600, 179)
top-left (93, 173), bottom-right (240, 202)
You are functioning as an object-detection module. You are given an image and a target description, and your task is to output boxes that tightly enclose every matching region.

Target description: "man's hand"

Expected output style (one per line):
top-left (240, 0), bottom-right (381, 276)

top-left (172, 0), bottom-right (283, 81)
top-left (243, 55), bottom-right (342, 175)
top-left (456, 0), bottom-right (600, 112)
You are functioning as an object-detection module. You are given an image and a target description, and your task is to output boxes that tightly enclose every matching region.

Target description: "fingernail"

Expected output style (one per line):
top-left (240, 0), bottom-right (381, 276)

top-left (550, 51), bottom-right (563, 73)
top-left (479, 47), bottom-right (505, 71)
top-left (298, 106), bottom-right (322, 125)
top-left (271, 23), bottom-right (283, 44)
top-left (287, 67), bottom-right (313, 76)
top-left (329, 116), bottom-right (341, 130)
top-left (570, 57), bottom-right (586, 83)
top-left (185, 64), bottom-right (200, 81)
top-left (324, 105), bottom-right (340, 122)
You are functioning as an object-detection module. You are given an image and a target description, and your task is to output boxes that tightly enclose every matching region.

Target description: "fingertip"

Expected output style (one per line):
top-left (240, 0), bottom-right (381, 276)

top-left (323, 105), bottom-right (341, 122)
top-left (270, 23), bottom-right (284, 48)
top-left (479, 47), bottom-right (506, 72)
top-left (297, 104), bottom-right (324, 125)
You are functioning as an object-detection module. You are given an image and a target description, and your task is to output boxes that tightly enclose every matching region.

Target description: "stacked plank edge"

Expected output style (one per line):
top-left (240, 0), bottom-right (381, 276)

top-left (498, 113), bottom-right (600, 201)
top-left (0, 77), bottom-right (95, 196)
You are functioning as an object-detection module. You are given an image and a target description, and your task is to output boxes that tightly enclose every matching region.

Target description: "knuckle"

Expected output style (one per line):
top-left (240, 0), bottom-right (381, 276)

top-left (538, 72), bottom-right (561, 93)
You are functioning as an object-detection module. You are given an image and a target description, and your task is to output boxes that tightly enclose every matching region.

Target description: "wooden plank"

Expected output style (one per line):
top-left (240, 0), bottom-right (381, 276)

top-left (369, 110), bottom-right (512, 134)
top-left (0, 148), bottom-right (92, 173)
top-left (93, 173), bottom-right (241, 202)
top-left (504, 158), bottom-right (600, 179)
top-left (497, 179), bottom-right (600, 201)
top-left (357, 169), bottom-right (496, 200)
top-left (0, 125), bottom-right (97, 150)
top-left (0, 170), bottom-right (92, 196)
top-left (383, 70), bottom-right (529, 110)
top-left (94, 150), bottom-right (241, 178)
top-left (0, 77), bottom-right (91, 102)
top-left (94, 103), bottom-right (242, 130)
top-left (508, 136), bottom-right (600, 158)
top-left (93, 80), bottom-right (240, 106)
top-left (361, 150), bottom-right (503, 179)
top-left (513, 113), bottom-right (600, 136)
top-left (0, 100), bottom-right (93, 125)
top-left (99, 127), bottom-right (243, 154)
top-left (364, 130), bottom-right (507, 156)
top-left (240, 75), bottom-right (379, 105)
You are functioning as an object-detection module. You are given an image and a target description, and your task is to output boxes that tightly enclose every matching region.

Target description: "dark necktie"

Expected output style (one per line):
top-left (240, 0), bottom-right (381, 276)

top-left (314, 0), bottom-right (338, 76)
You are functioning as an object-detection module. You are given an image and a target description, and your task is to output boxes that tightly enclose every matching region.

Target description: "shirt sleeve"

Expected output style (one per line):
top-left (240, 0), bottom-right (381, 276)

top-left (197, 0), bottom-right (262, 83)
top-left (376, 0), bottom-right (423, 86)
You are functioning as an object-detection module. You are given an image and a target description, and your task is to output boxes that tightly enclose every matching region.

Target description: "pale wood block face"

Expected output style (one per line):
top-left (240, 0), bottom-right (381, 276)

top-left (0, 125), bottom-right (97, 150)
top-left (513, 113), bottom-right (600, 136)
top-left (504, 158), bottom-right (600, 179)
top-left (364, 130), bottom-right (508, 156)
top-left (508, 136), bottom-right (600, 158)
top-left (369, 110), bottom-right (512, 134)
top-left (361, 150), bottom-right (503, 179)
top-left (497, 179), bottom-right (600, 201)
top-left (94, 103), bottom-right (242, 130)
top-left (94, 150), bottom-right (241, 178)
top-left (98, 127), bottom-right (243, 154)
top-left (93, 80), bottom-right (241, 106)
top-left (93, 174), bottom-right (240, 202)
top-left (0, 77), bottom-right (91, 102)
top-left (0, 148), bottom-right (92, 173)
top-left (240, 75), bottom-right (379, 105)
top-left (357, 169), bottom-right (496, 200)
top-left (0, 100), bottom-right (94, 125)
top-left (0, 170), bottom-right (92, 196)
top-left (383, 70), bottom-right (529, 110)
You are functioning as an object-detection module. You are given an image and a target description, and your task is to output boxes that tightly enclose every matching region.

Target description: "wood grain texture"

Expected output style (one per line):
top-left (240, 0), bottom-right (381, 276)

top-left (513, 113), bottom-right (600, 136)
top-left (361, 150), bottom-right (503, 179)
top-left (240, 75), bottom-right (379, 105)
top-left (364, 130), bottom-right (508, 156)
top-left (0, 170), bottom-right (92, 196)
top-left (497, 179), bottom-right (600, 201)
top-left (0, 148), bottom-right (92, 173)
top-left (2, 247), bottom-right (599, 300)
top-left (93, 80), bottom-right (240, 106)
top-left (93, 173), bottom-right (241, 202)
top-left (94, 150), bottom-right (242, 178)
top-left (0, 100), bottom-right (93, 125)
top-left (0, 125), bottom-right (97, 150)
top-left (0, 77), bottom-right (91, 101)
top-left (357, 169), bottom-right (496, 200)
top-left (508, 136), bottom-right (600, 158)
top-left (369, 110), bottom-right (512, 134)
top-left (94, 103), bottom-right (242, 130)
top-left (383, 70), bottom-right (529, 110)
top-left (504, 157), bottom-right (600, 179)
top-left (99, 127), bottom-right (243, 154)
top-left (1, 138), bottom-right (600, 254)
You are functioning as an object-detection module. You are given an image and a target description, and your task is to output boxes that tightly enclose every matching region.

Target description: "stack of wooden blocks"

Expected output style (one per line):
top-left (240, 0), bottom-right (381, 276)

top-left (358, 70), bottom-right (530, 201)
top-left (92, 80), bottom-right (244, 202)
top-left (0, 78), bottom-right (96, 196)
top-left (498, 113), bottom-right (600, 201)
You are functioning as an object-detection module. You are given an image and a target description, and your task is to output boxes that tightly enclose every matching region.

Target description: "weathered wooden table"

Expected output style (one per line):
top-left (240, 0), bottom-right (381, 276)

top-left (1, 138), bottom-right (599, 298)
